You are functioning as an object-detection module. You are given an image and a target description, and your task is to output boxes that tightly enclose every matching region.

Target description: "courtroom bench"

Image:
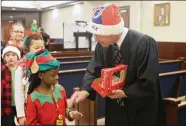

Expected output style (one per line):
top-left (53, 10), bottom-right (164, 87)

top-left (58, 58), bottom-right (183, 72)
top-left (159, 60), bottom-right (184, 73)
top-left (58, 58), bottom-right (183, 73)
top-left (73, 69), bottom-right (186, 126)
top-left (57, 59), bottom-right (185, 121)
top-left (159, 70), bottom-right (186, 98)
top-left (163, 96), bottom-right (186, 126)
top-left (57, 56), bottom-right (92, 62)
top-left (50, 51), bottom-right (93, 57)
top-left (94, 69), bottom-right (186, 119)
top-left (60, 60), bottom-right (89, 70)
top-left (58, 68), bottom-right (86, 98)
top-left (159, 58), bottom-right (169, 61)
top-left (96, 63), bottom-right (186, 118)
top-left (57, 62), bottom-right (185, 120)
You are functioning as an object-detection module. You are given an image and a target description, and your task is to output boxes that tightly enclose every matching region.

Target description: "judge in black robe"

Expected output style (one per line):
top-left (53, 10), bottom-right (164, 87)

top-left (71, 3), bottom-right (165, 126)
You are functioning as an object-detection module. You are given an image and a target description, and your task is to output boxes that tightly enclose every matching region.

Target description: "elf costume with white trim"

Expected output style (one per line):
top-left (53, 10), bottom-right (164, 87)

top-left (25, 49), bottom-right (73, 126)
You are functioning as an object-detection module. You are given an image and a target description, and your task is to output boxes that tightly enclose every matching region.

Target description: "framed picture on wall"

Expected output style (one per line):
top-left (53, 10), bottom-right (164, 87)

top-left (154, 3), bottom-right (170, 26)
top-left (119, 6), bottom-right (130, 28)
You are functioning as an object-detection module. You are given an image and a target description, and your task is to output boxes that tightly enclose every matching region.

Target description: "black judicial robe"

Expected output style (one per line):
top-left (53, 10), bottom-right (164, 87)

top-left (82, 29), bottom-right (165, 126)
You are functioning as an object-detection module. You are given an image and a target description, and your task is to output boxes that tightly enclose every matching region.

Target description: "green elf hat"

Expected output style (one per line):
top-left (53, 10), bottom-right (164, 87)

top-left (23, 19), bottom-right (43, 51)
top-left (25, 49), bottom-right (60, 79)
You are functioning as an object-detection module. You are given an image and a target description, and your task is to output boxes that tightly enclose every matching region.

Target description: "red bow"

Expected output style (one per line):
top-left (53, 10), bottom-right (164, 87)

top-left (24, 30), bottom-right (42, 37)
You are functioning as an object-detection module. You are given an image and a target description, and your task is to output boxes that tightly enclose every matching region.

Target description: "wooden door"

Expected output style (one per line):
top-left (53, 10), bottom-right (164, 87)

top-left (1, 21), bottom-right (14, 42)
top-left (119, 6), bottom-right (130, 28)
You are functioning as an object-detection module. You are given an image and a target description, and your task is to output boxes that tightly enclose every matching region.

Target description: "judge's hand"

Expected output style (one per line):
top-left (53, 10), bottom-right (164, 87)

top-left (67, 99), bottom-right (74, 109)
top-left (70, 91), bottom-right (88, 104)
top-left (69, 110), bottom-right (83, 120)
top-left (108, 89), bottom-right (127, 99)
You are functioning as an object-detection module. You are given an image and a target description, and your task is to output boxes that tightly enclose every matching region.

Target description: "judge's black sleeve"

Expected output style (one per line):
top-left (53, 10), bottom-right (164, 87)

top-left (123, 36), bottom-right (159, 109)
top-left (82, 43), bottom-right (105, 100)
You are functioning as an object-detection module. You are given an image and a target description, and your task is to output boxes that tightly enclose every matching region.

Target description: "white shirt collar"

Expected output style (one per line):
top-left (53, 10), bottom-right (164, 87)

top-left (115, 27), bottom-right (129, 49)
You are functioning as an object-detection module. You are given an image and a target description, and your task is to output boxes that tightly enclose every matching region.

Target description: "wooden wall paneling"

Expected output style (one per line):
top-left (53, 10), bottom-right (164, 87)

top-left (163, 98), bottom-right (180, 126)
top-left (158, 42), bottom-right (186, 70)
top-left (50, 51), bottom-right (93, 57)
top-left (158, 42), bottom-right (186, 60)
top-left (2, 21), bottom-right (14, 42)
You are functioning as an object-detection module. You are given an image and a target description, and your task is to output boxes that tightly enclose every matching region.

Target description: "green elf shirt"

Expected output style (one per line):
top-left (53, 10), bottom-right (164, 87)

top-left (26, 84), bottom-right (73, 126)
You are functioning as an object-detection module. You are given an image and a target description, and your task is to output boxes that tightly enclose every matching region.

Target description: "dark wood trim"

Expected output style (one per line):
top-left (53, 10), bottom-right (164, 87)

top-left (39, 11), bottom-right (41, 27)
top-left (159, 70), bottom-right (186, 77)
top-left (59, 68), bottom-right (86, 74)
top-left (159, 58), bottom-right (169, 61)
top-left (158, 41), bottom-right (186, 60)
top-left (60, 60), bottom-right (90, 65)
top-left (2, 18), bottom-right (26, 26)
top-left (178, 101), bottom-right (186, 108)
top-left (163, 97), bottom-right (186, 107)
top-left (56, 55), bottom-right (92, 59)
top-left (158, 41), bottom-right (186, 70)
top-left (163, 97), bottom-right (182, 104)
top-left (51, 51), bottom-right (93, 57)
top-left (119, 6), bottom-right (130, 28)
top-left (159, 60), bottom-right (183, 64)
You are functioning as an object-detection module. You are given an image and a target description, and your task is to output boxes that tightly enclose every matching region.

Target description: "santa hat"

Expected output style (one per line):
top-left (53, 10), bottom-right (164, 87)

top-left (25, 49), bottom-right (60, 79)
top-left (2, 44), bottom-right (21, 59)
top-left (89, 3), bottom-right (124, 36)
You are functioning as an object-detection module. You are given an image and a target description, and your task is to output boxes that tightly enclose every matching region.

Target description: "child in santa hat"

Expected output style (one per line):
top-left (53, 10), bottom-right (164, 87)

top-left (1, 44), bottom-right (26, 126)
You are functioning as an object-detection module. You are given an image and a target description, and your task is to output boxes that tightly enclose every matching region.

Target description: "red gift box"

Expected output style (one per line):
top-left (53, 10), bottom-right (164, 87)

top-left (91, 64), bottom-right (128, 98)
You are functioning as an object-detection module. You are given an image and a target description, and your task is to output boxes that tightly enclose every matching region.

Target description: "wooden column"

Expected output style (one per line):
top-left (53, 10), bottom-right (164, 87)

top-left (73, 88), bottom-right (97, 126)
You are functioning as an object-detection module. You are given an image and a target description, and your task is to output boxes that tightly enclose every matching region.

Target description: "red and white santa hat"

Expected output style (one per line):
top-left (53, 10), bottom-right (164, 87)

top-left (2, 44), bottom-right (21, 59)
top-left (89, 3), bottom-right (124, 36)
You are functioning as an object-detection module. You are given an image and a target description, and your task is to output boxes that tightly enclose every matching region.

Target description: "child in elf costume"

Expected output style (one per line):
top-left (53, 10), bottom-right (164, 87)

top-left (1, 44), bottom-right (26, 126)
top-left (16, 20), bottom-right (45, 108)
top-left (25, 49), bottom-right (83, 125)
top-left (20, 19), bottom-right (75, 109)
top-left (18, 19), bottom-right (45, 85)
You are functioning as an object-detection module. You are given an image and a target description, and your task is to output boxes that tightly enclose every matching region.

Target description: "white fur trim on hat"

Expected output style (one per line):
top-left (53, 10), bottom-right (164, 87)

top-left (2, 46), bottom-right (21, 59)
top-left (89, 18), bottom-right (125, 36)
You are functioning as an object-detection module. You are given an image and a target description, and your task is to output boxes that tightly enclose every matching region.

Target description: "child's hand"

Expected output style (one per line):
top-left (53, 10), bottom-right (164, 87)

top-left (69, 110), bottom-right (83, 120)
top-left (18, 116), bottom-right (26, 125)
